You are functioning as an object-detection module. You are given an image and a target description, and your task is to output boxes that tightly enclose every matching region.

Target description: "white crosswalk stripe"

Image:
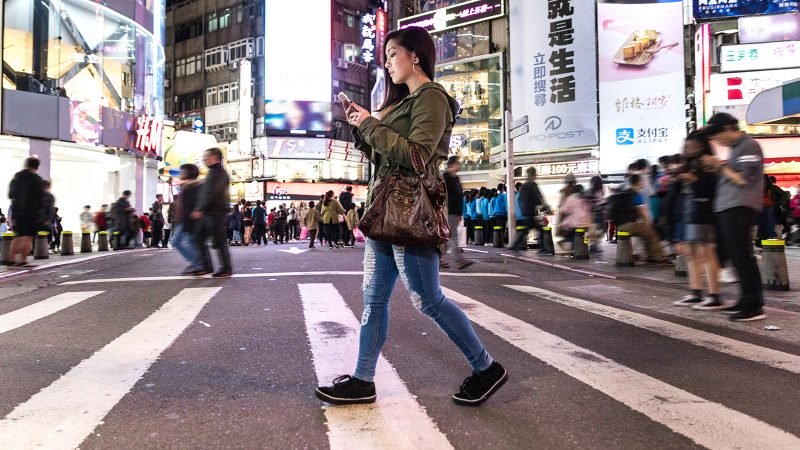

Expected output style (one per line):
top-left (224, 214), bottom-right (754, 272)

top-left (0, 291), bottom-right (104, 335)
top-left (299, 283), bottom-right (453, 450)
top-left (505, 284), bottom-right (800, 375)
top-left (0, 287), bottom-right (221, 450)
top-left (442, 286), bottom-right (800, 449)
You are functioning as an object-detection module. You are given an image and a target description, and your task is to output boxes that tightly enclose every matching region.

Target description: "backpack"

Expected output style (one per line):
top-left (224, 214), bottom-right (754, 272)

top-left (605, 189), bottom-right (636, 225)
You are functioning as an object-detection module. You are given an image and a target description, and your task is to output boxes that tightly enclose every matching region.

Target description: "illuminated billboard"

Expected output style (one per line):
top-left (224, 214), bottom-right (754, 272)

top-left (264, 0), bottom-right (332, 136)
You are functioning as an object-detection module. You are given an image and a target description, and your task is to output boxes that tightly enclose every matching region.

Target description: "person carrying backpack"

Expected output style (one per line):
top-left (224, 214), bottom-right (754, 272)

top-left (606, 174), bottom-right (668, 263)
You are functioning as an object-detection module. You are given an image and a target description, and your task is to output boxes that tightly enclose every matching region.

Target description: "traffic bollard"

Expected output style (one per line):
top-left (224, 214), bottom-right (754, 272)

top-left (616, 231), bottom-right (634, 266)
top-left (81, 231), bottom-right (92, 253)
top-left (674, 254), bottom-right (688, 277)
top-left (61, 231), bottom-right (74, 256)
top-left (98, 231), bottom-right (109, 252)
top-left (540, 227), bottom-right (555, 256)
top-left (573, 228), bottom-right (589, 260)
top-left (760, 239), bottom-right (790, 291)
top-left (0, 232), bottom-right (15, 265)
top-left (34, 231), bottom-right (50, 260)
top-left (492, 226), bottom-right (503, 248)
top-left (112, 231), bottom-right (121, 250)
top-left (473, 225), bottom-right (484, 246)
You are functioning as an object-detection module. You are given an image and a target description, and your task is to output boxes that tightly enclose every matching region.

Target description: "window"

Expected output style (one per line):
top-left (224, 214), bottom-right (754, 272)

top-left (344, 44), bottom-right (358, 63)
top-left (256, 37), bottom-right (264, 57)
top-left (237, 5), bottom-right (244, 23)
top-left (205, 46), bottom-right (227, 69)
top-left (219, 8), bottom-right (232, 29)
top-left (176, 90), bottom-right (203, 112)
top-left (176, 58), bottom-right (186, 77)
top-left (228, 39), bottom-right (254, 61)
top-left (207, 12), bottom-right (218, 32)
top-left (230, 81), bottom-right (239, 103)
top-left (165, 62), bottom-right (173, 81)
top-left (218, 84), bottom-right (229, 104)
top-left (186, 55), bottom-right (197, 76)
top-left (175, 18), bottom-right (203, 43)
top-left (206, 87), bottom-right (217, 107)
top-left (346, 14), bottom-right (355, 28)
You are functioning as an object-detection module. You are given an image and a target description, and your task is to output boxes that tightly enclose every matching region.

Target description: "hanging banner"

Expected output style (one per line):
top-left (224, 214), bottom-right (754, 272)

top-left (509, 0), bottom-right (598, 152)
top-left (598, 0), bottom-right (687, 174)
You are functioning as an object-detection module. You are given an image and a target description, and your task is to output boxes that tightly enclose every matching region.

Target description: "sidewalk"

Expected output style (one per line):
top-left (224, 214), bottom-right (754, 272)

top-left (0, 245), bottom-right (150, 279)
top-left (469, 239), bottom-right (800, 314)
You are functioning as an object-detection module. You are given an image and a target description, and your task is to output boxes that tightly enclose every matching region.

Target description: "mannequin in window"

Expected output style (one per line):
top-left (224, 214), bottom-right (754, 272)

top-left (474, 80), bottom-right (483, 101)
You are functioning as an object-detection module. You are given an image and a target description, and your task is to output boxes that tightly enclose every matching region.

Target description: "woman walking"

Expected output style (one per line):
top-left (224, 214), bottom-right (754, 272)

top-left (321, 190), bottom-right (345, 248)
top-left (242, 202), bottom-right (253, 246)
top-left (315, 26), bottom-right (506, 407)
top-left (672, 130), bottom-right (724, 309)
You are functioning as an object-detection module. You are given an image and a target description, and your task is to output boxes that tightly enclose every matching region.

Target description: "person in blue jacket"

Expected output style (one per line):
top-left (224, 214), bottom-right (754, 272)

top-left (486, 188), bottom-right (497, 244)
top-left (477, 187), bottom-right (489, 245)
top-left (494, 183), bottom-right (509, 243)
top-left (463, 191), bottom-right (473, 245)
top-left (468, 189), bottom-right (479, 244)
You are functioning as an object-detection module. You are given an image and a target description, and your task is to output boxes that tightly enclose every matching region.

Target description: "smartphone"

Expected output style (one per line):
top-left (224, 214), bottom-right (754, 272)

top-left (337, 92), bottom-right (351, 109)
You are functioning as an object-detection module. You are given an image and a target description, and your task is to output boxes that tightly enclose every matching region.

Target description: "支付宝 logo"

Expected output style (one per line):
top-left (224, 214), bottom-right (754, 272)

top-left (615, 128), bottom-right (634, 145)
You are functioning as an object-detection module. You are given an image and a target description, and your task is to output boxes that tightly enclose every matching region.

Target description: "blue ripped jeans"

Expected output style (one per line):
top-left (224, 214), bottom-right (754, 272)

top-left (354, 239), bottom-right (493, 382)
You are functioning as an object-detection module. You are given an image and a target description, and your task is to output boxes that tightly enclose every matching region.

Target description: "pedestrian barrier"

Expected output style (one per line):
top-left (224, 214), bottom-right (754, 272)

top-left (34, 231), bottom-right (50, 260)
top-left (0, 232), bottom-right (15, 265)
top-left (674, 254), bottom-right (688, 277)
top-left (474, 225), bottom-right (485, 246)
top-left (492, 226), bottom-right (503, 248)
top-left (515, 225), bottom-right (530, 249)
top-left (616, 231), bottom-right (634, 267)
top-left (97, 231), bottom-right (109, 252)
top-left (540, 227), bottom-right (555, 256)
top-left (112, 231), bottom-right (121, 251)
top-left (760, 239), bottom-right (790, 291)
top-left (61, 231), bottom-right (74, 256)
top-left (80, 231), bottom-right (92, 253)
top-left (573, 228), bottom-right (589, 260)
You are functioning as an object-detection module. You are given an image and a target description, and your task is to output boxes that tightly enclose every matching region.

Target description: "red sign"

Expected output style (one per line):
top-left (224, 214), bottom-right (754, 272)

top-left (376, 8), bottom-right (388, 67)
top-left (135, 116), bottom-right (164, 155)
top-left (265, 182), bottom-right (367, 199)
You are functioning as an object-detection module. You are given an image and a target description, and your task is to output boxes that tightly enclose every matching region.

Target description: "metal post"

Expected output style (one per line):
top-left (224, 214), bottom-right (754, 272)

top-left (505, 110), bottom-right (516, 236)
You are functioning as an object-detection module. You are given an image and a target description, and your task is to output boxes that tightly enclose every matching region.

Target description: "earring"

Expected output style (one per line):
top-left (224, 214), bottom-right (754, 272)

top-left (412, 63), bottom-right (421, 76)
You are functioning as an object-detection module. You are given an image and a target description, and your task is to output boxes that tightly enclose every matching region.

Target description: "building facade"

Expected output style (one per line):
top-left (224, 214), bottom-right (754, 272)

top-left (164, 0), bottom-right (378, 205)
top-left (1, 0), bottom-right (166, 231)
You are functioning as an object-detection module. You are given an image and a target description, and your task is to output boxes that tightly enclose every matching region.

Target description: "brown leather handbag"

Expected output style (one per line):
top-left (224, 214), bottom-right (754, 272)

top-left (358, 143), bottom-right (450, 247)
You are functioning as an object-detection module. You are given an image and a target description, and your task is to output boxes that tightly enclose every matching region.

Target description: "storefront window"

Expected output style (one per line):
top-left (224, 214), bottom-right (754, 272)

top-left (436, 54), bottom-right (503, 172)
top-left (2, 0), bottom-right (164, 118)
top-left (434, 23), bottom-right (490, 64)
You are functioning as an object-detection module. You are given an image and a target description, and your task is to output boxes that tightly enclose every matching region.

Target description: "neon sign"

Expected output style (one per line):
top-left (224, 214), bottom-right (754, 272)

top-left (397, 0), bottom-right (504, 34)
top-left (135, 115), bottom-right (164, 155)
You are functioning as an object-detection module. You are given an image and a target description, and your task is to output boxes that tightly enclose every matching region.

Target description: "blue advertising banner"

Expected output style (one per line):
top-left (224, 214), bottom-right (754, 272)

top-left (694, 0), bottom-right (800, 20)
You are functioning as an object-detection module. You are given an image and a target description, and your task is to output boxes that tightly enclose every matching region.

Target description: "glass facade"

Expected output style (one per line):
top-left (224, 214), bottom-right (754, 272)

top-left (436, 54), bottom-right (503, 171)
top-left (3, 0), bottom-right (165, 144)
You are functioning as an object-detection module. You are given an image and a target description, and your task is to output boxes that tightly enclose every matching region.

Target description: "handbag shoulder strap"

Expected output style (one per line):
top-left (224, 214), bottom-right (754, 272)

top-left (409, 142), bottom-right (428, 176)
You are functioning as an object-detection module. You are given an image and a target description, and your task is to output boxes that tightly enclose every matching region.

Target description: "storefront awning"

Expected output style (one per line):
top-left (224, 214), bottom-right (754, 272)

top-left (747, 78), bottom-right (800, 125)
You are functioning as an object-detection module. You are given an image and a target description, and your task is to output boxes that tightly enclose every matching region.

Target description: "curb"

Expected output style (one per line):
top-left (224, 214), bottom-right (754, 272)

top-left (0, 248), bottom-right (153, 281)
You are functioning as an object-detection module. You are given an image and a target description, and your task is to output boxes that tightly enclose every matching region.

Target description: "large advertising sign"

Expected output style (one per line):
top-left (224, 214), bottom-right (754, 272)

top-left (739, 14), bottom-right (800, 44)
top-left (598, 0), bottom-right (687, 174)
top-left (708, 69), bottom-right (800, 122)
top-left (694, 0), bottom-right (800, 19)
top-left (509, 1), bottom-right (598, 152)
top-left (398, 0), bottom-right (504, 34)
top-left (264, 0), bottom-right (332, 135)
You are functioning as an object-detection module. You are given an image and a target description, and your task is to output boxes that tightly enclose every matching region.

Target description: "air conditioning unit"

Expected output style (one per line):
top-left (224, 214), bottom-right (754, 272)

top-left (229, 60), bottom-right (239, 70)
top-left (336, 58), bottom-right (348, 69)
top-left (246, 43), bottom-right (254, 59)
top-left (164, 79), bottom-right (170, 88)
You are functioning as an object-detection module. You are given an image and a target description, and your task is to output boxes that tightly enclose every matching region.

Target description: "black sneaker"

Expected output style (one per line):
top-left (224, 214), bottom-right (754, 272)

top-left (191, 269), bottom-right (212, 277)
top-left (720, 305), bottom-right (742, 315)
top-left (692, 297), bottom-right (727, 311)
top-left (673, 295), bottom-right (703, 307)
top-left (452, 362), bottom-right (508, 407)
top-left (315, 375), bottom-right (376, 405)
top-left (212, 271), bottom-right (232, 278)
top-left (730, 309), bottom-right (767, 322)
top-left (455, 260), bottom-right (474, 270)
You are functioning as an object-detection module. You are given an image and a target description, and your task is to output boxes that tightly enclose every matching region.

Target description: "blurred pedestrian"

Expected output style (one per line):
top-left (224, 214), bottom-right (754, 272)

top-left (345, 203), bottom-right (358, 247)
top-left (509, 167), bottom-right (549, 253)
top-left (150, 194), bottom-right (165, 248)
top-left (8, 157), bottom-right (44, 267)
top-left (92, 204), bottom-right (108, 243)
top-left (252, 201), bottom-right (267, 245)
top-left (321, 190), bottom-right (345, 249)
top-left (80, 205), bottom-right (93, 233)
top-left (191, 147), bottom-right (233, 277)
top-left (172, 164), bottom-right (202, 274)
top-left (703, 112), bottom-right (765, 321)
top-left (443, 155), bottom-right (472, 269)
top-left (115, 190), bottom-right (135, 249)
top-left (304, 200), bottom-right (321, 249)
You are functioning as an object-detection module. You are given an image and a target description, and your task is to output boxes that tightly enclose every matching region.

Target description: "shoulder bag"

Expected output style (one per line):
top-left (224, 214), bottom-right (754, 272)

top-left (358, 143), bottom-right (450, 247)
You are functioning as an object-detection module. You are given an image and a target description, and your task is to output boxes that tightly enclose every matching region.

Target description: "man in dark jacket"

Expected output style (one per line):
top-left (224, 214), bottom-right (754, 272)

top-left (192, 147), bottom-right (232, 277)
top-left (7, 157), bottom-right (44, 268)
top-left (150, 194), bottom-right (165, 248)
top-left (115, 190), bottom-right (135, 249)
top-left (443, 156), bottom-right (472, 269)
top-left (509, 167), bottom-right (549, 253)
top-left (339, 186), bottom-right (354, 211)
top-left (252, 201), bottom-right (267, 245)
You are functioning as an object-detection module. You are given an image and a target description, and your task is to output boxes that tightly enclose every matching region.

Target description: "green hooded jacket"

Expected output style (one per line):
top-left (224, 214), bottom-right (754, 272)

top-left (354, 82), bottom-right (461, 206)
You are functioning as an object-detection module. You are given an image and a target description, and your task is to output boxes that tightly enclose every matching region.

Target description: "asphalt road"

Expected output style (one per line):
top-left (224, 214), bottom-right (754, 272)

top-left (1, 242), bottom-right (799, 449)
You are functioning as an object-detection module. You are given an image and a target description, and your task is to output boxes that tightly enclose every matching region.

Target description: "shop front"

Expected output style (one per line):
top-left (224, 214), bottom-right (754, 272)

top-left (263, 182), bottom-right (367, 212)
top-left (1, 0), bottom-right (165, 230)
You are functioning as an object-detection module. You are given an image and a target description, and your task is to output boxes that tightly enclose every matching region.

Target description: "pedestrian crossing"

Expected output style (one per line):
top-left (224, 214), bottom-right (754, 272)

top-left (0, 279), bottom-right (798, 448)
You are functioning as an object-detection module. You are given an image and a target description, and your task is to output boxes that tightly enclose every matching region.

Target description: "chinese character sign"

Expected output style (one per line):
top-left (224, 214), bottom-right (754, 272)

top-left (720, 41), bottom-right (800, 72)
top-left (361, 12), bottom-right (377, 64)
top-left (135, 116), bottom-right (164, 155)
top-left (509, 1), bottom-right (598, 152)
top-left (597, 0), bottom-right (686, 174)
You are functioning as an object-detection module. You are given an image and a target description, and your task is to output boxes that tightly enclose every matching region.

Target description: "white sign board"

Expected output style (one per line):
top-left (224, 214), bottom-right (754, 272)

top-left (509, 1), bottom-right (598, 152)
top-left (721, 41), bottom-right (800, 72)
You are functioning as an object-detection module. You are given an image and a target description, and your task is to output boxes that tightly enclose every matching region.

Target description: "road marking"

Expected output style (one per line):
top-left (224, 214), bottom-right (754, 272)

top-left (60, 271), bottom-right (518, 285)
top-left (463, 248), bottom-right (489, 254)
top-left (279, 246), bottom-right (310, 255)
top-left (0, 249), bottom-right (151, 280)
top-left (505, 285), bottom-right (800, 375)
top-left (442, 287), bottom-right (800, 449)
top-left (500, 253), bottom-right (618, 279)
top-left (299, 283), bottom-right (453, 450)
top-left (0, 287), bottom-right (221, 449)
top-left (0, 291), bottom-right (104, 335)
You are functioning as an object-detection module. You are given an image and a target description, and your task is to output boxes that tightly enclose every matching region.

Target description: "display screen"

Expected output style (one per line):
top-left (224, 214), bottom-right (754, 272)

top-left (694, 0), bottom-right (799, 19)
top-left (264, 0), bottom-right (332, 135)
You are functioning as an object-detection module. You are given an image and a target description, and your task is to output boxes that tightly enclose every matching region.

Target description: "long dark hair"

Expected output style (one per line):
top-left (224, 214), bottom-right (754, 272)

top-left (685, 129), bottom-right (713, 173)
top-left (378, 26), bottom-right (436, 112)
top-left (323, 190), bottom-right (334, 207)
